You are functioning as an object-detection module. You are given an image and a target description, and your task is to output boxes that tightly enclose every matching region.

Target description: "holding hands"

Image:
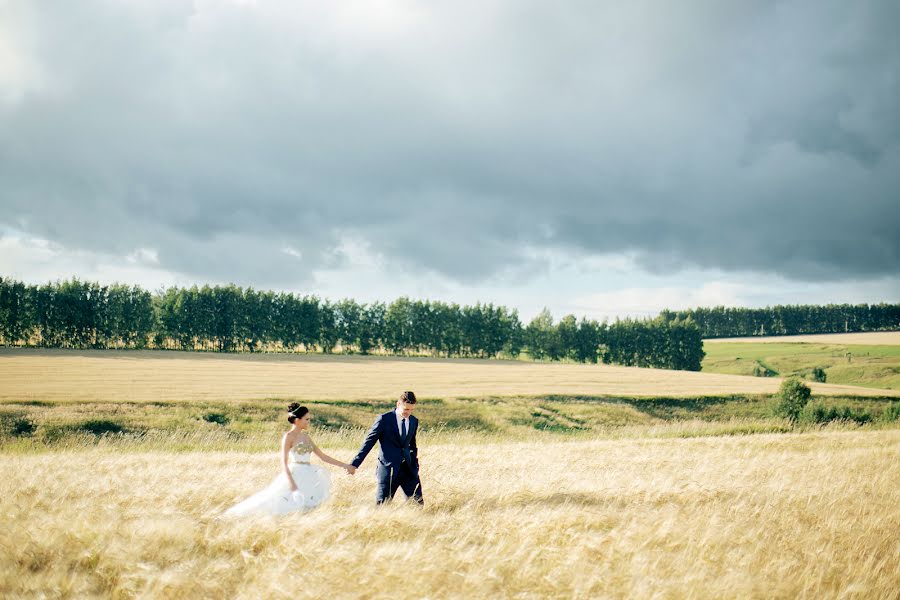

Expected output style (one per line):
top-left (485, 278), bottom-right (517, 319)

top-left (344, 464), bottom-right (357, 475)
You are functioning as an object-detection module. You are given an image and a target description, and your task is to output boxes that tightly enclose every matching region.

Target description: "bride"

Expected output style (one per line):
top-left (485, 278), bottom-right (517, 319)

top-left (223, 404), bottom-right (354, 517)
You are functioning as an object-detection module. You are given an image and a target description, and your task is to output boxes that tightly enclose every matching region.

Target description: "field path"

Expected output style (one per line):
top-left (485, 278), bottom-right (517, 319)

top-left (2, 348), bottom-right (896, 402)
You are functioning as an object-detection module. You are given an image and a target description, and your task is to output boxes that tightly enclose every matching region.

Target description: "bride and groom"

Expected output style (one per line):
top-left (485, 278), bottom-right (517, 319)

top-left (224, 391), bottom-right (422, 517)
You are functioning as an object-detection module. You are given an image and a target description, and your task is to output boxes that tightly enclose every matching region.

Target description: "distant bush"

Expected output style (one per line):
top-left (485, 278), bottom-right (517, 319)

top-left (882, 403), bottom-right (900, 422)
top-left (0, 414), bottom-right (36, 437)
top-left (12, 417), bottom-right (37, 436)
top-left (202, 412), bottom-right (230, 426)
top-left (753, 363), bottom-right (777, 377)
top-left (39, 419), bottom-right (126, 443)
top-left (79, 420), bottom-right (126, 435)
top-left (311, 412), bottom-right (357, 430)
top-left (810, 367), bottom-right (827, 383)
top-left (775, 378), bottom-right (811, 424)
top-left (805, 404), bottom-right (871, 425)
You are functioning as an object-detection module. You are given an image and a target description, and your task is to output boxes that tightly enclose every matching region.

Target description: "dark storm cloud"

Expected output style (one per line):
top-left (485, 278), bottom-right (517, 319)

top-left (1, 0), bottom-right (898, 286)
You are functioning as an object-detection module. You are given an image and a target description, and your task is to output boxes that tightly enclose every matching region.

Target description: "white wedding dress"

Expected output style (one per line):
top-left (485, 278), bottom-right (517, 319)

top-left (223, 438), bottom-right (331, 517)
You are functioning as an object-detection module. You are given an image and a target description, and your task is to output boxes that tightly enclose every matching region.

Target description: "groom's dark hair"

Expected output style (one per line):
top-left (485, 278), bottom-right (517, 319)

top-left (399, 391), bottom-right (417, 404)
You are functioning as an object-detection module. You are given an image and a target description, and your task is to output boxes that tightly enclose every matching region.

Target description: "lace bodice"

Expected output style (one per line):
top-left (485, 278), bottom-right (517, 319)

top-left (289, 437), bottom-right (314, 464)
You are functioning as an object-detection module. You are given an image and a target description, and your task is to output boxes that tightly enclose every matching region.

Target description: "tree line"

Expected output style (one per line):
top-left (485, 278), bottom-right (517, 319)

top-left (0, 276), bottom-right (705, 370)
top-left (661, 304), bottom-right (900, 338)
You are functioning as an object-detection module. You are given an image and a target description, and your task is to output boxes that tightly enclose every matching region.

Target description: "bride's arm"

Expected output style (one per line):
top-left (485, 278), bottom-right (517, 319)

top-left (281, 433), bottom-right (299, 491)
top-left (308, 436), bottom-right (352, 471)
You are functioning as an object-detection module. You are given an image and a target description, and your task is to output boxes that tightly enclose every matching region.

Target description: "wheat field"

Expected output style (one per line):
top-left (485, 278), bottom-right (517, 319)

top-left (2, 429), bottom-right (898, 599)
top-left (3, 349), bottom-right (899, 598)
top-left (2, 348), bottom-right (895, 404)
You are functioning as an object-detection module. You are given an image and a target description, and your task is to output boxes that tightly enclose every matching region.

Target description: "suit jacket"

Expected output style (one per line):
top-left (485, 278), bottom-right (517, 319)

top-left (351, 411), bottom-right (419, 473)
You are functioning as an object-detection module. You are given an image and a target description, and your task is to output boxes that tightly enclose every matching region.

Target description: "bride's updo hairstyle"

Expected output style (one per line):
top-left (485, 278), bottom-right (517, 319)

top-left (287, 403), bottom-right (309, 423)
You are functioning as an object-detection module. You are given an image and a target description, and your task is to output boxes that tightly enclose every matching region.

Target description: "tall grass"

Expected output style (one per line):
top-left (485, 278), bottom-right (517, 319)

top-left (2, 430), bottom-right (899, 598)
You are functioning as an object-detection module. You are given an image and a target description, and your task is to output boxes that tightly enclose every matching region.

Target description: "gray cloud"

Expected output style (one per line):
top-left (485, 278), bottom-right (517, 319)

top-left (1, 0), bottom-right (898, 287)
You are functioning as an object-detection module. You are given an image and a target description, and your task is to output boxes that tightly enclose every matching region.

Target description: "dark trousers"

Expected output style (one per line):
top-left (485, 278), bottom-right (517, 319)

top-left (376, 462), bottom-right (423, 505)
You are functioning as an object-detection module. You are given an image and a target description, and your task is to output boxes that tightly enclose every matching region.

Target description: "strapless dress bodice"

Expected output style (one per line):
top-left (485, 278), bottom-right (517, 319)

top-left (289, 439), bottom-right (314, 465)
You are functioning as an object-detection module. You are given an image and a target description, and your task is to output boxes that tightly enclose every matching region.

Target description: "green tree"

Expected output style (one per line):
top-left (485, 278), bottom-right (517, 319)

top-left (385, 297), bottom-right (414, 354)
top-left (557, 314), bottom-right (579, 361)
top-left (0, 277), bottom-right (30, 345)
top-left (318, 300), bottom-right (339, 353)
top-left (572, 318), bottom-right (601, 363)
top-left (359, 301), bottom-right (386, 354)
top-left (525, 308), bottom-right (561, 360)
top-left (500, 308), bottom-right (524, 358)
top-left (775, 378), bottom-right (812, 424)
top-left (335, 298), bottom-right (364, 353)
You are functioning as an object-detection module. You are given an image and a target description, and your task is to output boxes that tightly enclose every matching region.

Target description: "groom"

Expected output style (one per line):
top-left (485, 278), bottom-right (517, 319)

top-left (350, 391), bottom-right (423, 505)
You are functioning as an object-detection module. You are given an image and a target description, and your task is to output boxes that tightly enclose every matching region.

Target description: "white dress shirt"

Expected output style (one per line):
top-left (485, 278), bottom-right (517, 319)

top-left (395, 407), bottom-right (409, 440)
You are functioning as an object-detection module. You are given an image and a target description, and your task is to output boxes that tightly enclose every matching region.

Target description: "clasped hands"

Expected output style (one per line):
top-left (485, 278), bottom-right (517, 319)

top-left (344, 464), bottom-right (357, 475)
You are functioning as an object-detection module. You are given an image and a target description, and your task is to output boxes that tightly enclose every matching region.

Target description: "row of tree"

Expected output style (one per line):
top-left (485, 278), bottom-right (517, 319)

top-left (661, 303), bottom-right (900, 338)
top-left (154, 285), bottom-right (525, 357)
top-left (0, 278), bottom-right (154, 350)
top-left (0, 276), bottom-right (705, 370)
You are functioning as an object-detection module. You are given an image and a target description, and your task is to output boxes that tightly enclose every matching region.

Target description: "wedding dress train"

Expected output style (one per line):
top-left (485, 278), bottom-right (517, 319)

top-left (223, 438), bottom-right (331, 517)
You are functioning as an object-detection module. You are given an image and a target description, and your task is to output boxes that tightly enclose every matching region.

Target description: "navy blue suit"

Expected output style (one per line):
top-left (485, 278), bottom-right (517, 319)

top-left (351, 411), bottom-right (423, 504)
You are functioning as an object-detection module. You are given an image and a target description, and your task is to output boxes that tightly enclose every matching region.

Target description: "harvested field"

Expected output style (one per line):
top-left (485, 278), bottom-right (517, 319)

top-left (2, 348), bottom-right (897, 404)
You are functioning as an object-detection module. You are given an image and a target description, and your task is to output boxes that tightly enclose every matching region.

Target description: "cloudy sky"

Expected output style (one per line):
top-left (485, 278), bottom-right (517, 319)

top-left (1, 0), bottom-right (898, 321)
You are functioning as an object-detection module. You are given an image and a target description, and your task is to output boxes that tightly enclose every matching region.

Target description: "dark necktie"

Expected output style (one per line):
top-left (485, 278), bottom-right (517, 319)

top-left (401, 418), bottom-right (407, 440)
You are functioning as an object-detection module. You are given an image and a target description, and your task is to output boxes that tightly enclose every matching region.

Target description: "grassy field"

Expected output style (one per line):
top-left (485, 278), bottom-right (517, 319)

top-left (3, 348), bottom-right (899, 597)
top-left (702, 341), bottom-right (900, 391)
top-left (706, 332), bottom-right (900, 345)
top-left (4, 392), bottom-right (900, 453)
top-left (2, 348), bottom-right (899, 451)
top-left (2, 430), bottom-right (898, 598)
top-left (2, 347), bottom-right (898, 451)
top-left (3, 348), bottom-right (896, 405)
